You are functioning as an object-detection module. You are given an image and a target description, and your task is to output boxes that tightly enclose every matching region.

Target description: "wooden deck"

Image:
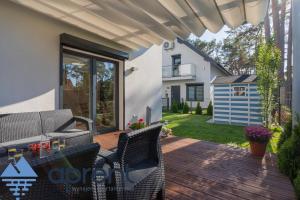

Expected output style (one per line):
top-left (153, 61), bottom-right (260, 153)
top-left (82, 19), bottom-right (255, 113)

top-left (94, 134), bottom-right (296, 200)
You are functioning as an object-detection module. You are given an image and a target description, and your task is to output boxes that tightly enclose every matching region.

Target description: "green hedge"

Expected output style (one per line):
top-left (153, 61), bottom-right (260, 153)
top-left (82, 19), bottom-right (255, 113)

top-left (278, 117), bottom-right (300, 199)
top-left (278, 119), bottom-right (293, 149)
top-left (294, 171), bottom-right (300, 198)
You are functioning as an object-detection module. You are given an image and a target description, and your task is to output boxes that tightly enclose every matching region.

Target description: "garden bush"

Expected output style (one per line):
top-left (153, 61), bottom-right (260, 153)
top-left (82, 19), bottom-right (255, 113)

top-left (207, 101), bottom-right (213, 116)
top-left (278, 137), bottom-right (298, 179)
top-left (278, 118), bottom-right (300, 179)
top-left (195, 102), bottom-right (202, 115)
top-left (178, 99), bottom-right (184, 110)
top-left (278, 119), bottom-right (293, 149)
top-left (171, 101), bottom-right (179, 113)
top-left (182, 102), bottom-right (189, 114)
top-left (294, 171), bottom-right (300, 199)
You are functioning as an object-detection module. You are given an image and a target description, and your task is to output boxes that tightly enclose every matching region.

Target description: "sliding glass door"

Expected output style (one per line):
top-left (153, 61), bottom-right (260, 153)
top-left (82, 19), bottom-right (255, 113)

top-left (62, 53), bottom-right (91, 118)
top-left (62, 51), bottom-right (118, 133)
top-left (95, 60), bottom-right (117, 131)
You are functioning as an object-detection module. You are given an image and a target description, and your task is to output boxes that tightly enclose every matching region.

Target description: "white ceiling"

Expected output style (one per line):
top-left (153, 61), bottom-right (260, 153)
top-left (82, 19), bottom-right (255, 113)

top-left (11, 0), bottom-right (269, 50)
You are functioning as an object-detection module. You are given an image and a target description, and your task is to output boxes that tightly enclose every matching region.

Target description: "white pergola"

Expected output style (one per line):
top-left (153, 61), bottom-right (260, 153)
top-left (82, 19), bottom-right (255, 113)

top-left (11, 0), bottom-right (268, 50)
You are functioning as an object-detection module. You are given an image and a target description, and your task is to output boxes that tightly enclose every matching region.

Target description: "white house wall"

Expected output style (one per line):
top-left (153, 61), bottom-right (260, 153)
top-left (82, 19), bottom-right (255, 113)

top-left (292, 0), bottom-right (300, 124)
top-left (125, 45), bottom-right (163, 126)
top-left (210, 64), bottom-right (228, 103)
top-left (0, 1), bottom-right (126, 130)
top-left (162, 39), bottom-right (224, 108)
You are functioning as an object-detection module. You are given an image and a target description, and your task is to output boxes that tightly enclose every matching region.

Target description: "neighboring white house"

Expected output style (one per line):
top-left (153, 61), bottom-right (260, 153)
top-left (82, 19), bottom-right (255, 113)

top-left (0, 1), bottom-right (268, 132)
top-left (162, 38), bottom-right (231, 109)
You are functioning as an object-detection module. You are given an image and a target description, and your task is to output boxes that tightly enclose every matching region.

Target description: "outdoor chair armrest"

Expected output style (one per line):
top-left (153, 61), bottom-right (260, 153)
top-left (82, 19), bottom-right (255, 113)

top-left (73, 116), bottom-right (93, 131)
top-left (98, 149), bottom-right (118, 166)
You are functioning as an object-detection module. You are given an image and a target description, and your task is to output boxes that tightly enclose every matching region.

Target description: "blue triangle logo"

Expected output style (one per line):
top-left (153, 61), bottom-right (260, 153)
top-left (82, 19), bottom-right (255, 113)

top-left (1, 156), bottom-right (38, 200)
top-left (1, 157), bottom-right (37, 178)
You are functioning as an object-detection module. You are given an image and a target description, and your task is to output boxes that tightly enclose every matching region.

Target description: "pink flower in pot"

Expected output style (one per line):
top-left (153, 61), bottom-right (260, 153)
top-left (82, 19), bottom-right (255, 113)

top-left (245, 126), bottom-right (272, 157)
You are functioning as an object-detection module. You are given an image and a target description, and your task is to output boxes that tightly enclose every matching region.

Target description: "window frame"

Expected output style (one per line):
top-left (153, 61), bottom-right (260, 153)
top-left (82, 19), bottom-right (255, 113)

top-left (172, 54), bottom-right (181, 66)
top-left (60, 48), bottom-right (120, 134)
top-left (186, 83), bottom-right (204, 101)
top-left (233, 86), bottom-right (247, 96)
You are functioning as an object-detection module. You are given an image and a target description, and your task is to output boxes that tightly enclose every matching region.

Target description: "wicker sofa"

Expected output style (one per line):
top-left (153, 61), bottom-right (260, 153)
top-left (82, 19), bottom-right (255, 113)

top-left (96, 124), bottom-right (165, 200)
top-left (0, 109), bottom-right (93, 152)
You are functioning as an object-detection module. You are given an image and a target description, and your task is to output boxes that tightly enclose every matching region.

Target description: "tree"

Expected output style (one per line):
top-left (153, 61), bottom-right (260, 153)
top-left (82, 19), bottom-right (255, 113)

top-left (182, 102), bottom-right (190, 114)
top-left (171, 101), bottom-right (179, 113)
top-left (264, 8), bottom-right (271, 41)
top-left (207, 101), bottom-right (213, 116)
top-left (189, 24), bottom-right (263, 75)
top-left (188, 39), bottom-right (223, 63)
top-left (222, 24), bottom-right (263, 75)
top-left (256, 40), bottom-right (281, 127)
top-left (265, 0), bottom-right (292, 108)
top-left (195, 102), bottom-right (202, 115)
top-left (286, 8), bottom-right (293, 107)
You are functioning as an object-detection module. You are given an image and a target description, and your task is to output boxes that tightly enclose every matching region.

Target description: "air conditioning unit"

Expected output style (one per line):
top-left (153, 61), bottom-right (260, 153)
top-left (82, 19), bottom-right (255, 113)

top-left (163, 41), bottom-right (174, 50)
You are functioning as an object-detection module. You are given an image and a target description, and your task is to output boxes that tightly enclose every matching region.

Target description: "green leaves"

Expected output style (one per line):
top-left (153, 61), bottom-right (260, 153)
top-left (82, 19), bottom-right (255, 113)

top-left (256, 40), bottom-right (281, 127)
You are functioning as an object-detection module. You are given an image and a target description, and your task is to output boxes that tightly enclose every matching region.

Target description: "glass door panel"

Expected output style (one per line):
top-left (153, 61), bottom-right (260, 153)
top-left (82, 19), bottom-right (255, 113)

top-left (62, 53), bottom-right (91, 118)
top-left (95, 60), bottom-right (117, 131)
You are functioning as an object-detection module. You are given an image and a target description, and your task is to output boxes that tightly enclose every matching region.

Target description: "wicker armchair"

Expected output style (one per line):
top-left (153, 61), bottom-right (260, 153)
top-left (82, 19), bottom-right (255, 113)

top-left (97, 124), bottom-right (165, 200)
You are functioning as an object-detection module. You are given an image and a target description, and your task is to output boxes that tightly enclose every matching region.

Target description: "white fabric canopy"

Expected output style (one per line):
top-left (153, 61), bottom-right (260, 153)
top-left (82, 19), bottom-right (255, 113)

top-left (11, 0), bottom-right (269, 49)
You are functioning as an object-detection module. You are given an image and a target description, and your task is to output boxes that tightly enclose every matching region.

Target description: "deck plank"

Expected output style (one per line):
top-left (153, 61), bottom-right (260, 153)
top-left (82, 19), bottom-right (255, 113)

top-left (94, 134), bottom-right (296, 200)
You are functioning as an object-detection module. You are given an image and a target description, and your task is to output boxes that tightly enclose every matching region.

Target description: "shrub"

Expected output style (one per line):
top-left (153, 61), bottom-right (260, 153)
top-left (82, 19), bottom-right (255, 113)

top-left (278, 119), bottom-right (293, 149)
top-left (171, 101), bottom-right (179, 113)
top-left (195, 102), bottom-right (202, 115)
top-left (294, 171), bottom-right (300, 199)
top-left (278, 129), bottom-right (300, 180)
top-left (278, 137), bottom-right (297, 178)
top-left (207, 101), bottom-right (213, 116)
top-left (182, 102), bottom-right (190, 114)
top-left (178, 99), bottom-right (184, 110)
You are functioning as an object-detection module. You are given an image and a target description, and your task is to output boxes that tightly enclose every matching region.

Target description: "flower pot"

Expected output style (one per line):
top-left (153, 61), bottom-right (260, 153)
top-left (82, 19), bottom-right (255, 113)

top-left (249, 141), bottom-right (267, 157)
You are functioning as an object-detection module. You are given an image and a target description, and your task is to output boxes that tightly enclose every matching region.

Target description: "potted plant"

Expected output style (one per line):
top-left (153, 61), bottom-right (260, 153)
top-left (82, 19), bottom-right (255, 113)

top-left (128, 118), bottom-right (145, 130)
top-left (245, 126), bottom-right (272, 157)
top-left (160, 126), bottom-right (172, 138)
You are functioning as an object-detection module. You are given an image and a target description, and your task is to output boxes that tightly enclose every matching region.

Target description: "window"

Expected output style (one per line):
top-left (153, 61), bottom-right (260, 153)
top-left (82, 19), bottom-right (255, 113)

top-left (186, 84), bottom-right (204, 101)
top-left (172, 54), bottom-right (181, 76)
top-left (233, 87), bottom-right (246, 96)
top-left (172, 54), bottom-right (181, 66)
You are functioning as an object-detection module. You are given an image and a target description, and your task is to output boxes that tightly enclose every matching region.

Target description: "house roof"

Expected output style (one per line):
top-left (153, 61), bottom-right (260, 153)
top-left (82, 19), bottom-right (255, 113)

top-left (11, 0), bottom-right (268, 50)
top-left (177, 38), bottom-right (231, 75)
top-left (212, 75), bottom-right (258, 84)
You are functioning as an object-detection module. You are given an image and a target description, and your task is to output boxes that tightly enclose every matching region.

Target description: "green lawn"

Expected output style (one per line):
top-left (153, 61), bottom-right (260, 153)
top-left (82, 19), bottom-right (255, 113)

top-left (162, 112), bottom-right (281, 153)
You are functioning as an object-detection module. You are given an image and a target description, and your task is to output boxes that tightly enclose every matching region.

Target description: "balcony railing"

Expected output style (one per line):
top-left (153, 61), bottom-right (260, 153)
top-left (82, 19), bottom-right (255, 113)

top-left (162, 64), bottom-right (196, 81)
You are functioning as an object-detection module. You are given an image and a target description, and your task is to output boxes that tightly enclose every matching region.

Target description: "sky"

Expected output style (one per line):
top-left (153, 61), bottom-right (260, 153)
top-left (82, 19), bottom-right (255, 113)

top-left (189, 26), bottom-right (230, 42)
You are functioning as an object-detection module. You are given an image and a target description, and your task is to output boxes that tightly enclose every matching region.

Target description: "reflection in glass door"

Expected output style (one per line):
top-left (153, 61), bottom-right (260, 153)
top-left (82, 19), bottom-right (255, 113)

top-left (62, 53), bottom-right (91, 118)
top-left (62, 51), bottom-right (118, 133)
top-left (95, 60), bottom-right (117, 131)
